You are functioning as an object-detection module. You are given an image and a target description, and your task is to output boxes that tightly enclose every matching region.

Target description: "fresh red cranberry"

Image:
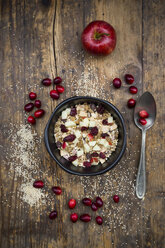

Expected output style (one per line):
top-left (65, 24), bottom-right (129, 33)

top-left (102, 119), bottom-right (108, 125)
top-left (29, 92), bottom-right (37, 100)
top-left (68, 155), bottom-right (77, 162)
top-left (68, 199), bottom-right (76, 209)
top-left (91, 152), bottom-right (99, 157)
top-left (27, 116), bottom-right (36, 125)
top-left (50, 90), bottom-right (59, 99)
top-left (54, 77), bottom-right (62, 84)
top-left (139, 110), bottom-right (149, 118)
top-left (125, 74), bottom-right (134, 84)
top-left (96, 197), bottom-right (103, 207)
top-left (82, 198), bottom-right (92, 206)
top-left (70, 107), bottom-right (77, 116)
top-left (24, 103), bottom-right (34, 112)
top-left (96, 216), bottom-right (103, 225)
top-left (49, 210), bottom-right (57, 219)
top-left (34, 109), bottom-right (45, 118)
top-left (42, 78), bottom-right (52, 86)
top-left (83, 161), bottom-right (91, 167)
top-left (80, 214), bottom-right (91, 222)
top-left (81, 126), bottom-right (88, 132)
top-left (99, 152), bottom-right (106, 159)
top-left (96, 104), bottom-right (105, 114)
top-left (113, 78), bottom-right (122, 88)
top-left (90, 126), bottom-right (98, 136)
top-left (139, 118), bottom-right (147, 125)
top-left (56, 85), bottom-right (65, 94)
top-left (70, 213), bottom-right (78, 223)
top-left (113, 195), bottom-right (119, 203)
top-left (63, 134), bottom-right (76, 142)
top-left (91, 202), bottom-right (98, 211)
top-left (62, 141), bottom-right (66, 149)
top-left (60, 124), bottom-right (68, 133)
top-left (52, 186), bottom-right (62, 195)
top-left (127, 98), bottom-right (136, 108)
top-left (129, 86), bottom-right (138, 94)
top-left (101, 133), bottom-right (109, 138)
top-left (34, 100), bottom-right (41, 108)
top-left (33, 180), bottom-right (44, 188)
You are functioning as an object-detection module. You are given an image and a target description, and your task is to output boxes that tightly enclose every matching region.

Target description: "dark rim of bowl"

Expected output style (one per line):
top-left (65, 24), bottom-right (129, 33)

top-left (44, 96), bottom-right (126, 176)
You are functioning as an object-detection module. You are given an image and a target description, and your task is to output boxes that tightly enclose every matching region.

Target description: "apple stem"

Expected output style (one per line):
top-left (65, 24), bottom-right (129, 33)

top-left (94, 32), bottom-right (110, 40)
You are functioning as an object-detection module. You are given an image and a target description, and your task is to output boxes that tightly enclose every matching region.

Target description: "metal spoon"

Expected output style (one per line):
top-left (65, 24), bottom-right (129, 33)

top-left (134, 92), bottom-right (156, 199)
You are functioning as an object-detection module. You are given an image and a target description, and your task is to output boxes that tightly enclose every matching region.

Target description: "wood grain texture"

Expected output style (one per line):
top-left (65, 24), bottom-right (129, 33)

top-left (0, 0), bottom-right (164, 248)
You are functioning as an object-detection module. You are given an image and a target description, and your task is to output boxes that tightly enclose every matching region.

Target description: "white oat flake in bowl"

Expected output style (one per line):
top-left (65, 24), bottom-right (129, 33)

top-left (54, 103), bottom-right (118, 168)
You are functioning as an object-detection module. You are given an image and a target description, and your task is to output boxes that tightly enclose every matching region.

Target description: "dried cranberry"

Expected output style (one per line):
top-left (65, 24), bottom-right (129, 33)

top-left (91, 152), bottom-right (99, 157)
top-left (129, 86), bottom-right (138, 94)
top-left (99, 152), bottom-right (106, 159)
top-left (52, 186), bottom-right (62, 195)
top-left (42, 78), bottom-right (52, 86)
top-left (96, 216), bottom-right (103, 225)
top-left (125, 74), bottom-right (134, 84)
top-left (90, 103), bottom-right (96, 112)
top-left (101, 133), bottom-right (109, 138)
top-left (33, 180), bottom-right (44, 188)
top-left (49, 211), bottom-right (57, 219)
top-left (56, 85), bottom-right (65, 93)
top-left (80, 214), bottom-right (91, 222)
top-left (34, 100), bottom-right (41, 108)
top-left (70, 107), bottom-right (77, 116)
top-left (82, 198), bottom-right (92, 206)
top-left (113, 195), bottom-right (119, 203)
top-left (24, 103), bottom-right (34, 112)
top-left (96, 197), bottom-right (103, 207)
top-left (81, 126), bottom-right (88, 132)
top-left (83, 161), bottom-right (91, 167)
top-left (34, 109), bottom-right (45, 118)
top-left (63, 134), bottom-right (76, 142)
top-left (50, 90), bottom-right (59, 99)
top-left (54, 77), bottom-right (62, 84)
top-left (90, 126), bottom-right (98, 136)
top-left (68, 199), bottom-right (76, 209)
top-left (113, 78), bottom-right (122, 88)
top-left (91, 202), bottom-right (98, 211)
top-left (56, 141), bottom-right (62, 148)
top-left (96, 104), bottom-right (105, 114)
top-left (68, 155), bottom-right (77, 162)
top-left (60, 124), bottom-right (68, 133)
top-left (70, 213), bottom-right (78, 223)
top-left (102, 119), bottom-right (108, 125)
top-left (27, 116), bottom-right (36, 125)
top-left (29, 92), bottom-right (37, 100)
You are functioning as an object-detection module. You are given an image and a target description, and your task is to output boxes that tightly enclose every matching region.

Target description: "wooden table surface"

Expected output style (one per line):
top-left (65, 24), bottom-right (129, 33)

top-left (0, 0), bottom-right (164, 247)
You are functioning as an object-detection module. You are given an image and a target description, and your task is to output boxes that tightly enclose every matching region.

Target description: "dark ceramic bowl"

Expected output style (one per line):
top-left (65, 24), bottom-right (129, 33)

top-left (44, 96), bottom-right (126, 176)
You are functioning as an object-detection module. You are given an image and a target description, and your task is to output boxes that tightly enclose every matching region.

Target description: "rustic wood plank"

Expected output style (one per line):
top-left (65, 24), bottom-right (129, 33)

top-left (0, 0), bottom-right (164, 248)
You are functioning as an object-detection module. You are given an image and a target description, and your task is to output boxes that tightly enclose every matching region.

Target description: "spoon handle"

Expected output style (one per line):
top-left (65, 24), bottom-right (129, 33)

top-left (136, 130), bottom-right (146, 199)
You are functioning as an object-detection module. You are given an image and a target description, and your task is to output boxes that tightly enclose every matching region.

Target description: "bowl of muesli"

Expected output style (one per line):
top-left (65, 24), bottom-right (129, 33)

top-left (44, 96), bottom-right (126, 176)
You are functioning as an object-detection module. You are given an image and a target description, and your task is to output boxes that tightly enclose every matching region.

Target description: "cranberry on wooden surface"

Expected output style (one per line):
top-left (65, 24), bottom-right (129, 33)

top-left (49, 211), bottom-right (57, 219)
top-left (42, 78), bottom-right (52, 86)
top-left (129, 86), bottom-right (138, 94)
top-left (91, 202), bottom-right (98, 211)
top-left (34, 109), bottom-right (45, 118)
top-left (125, 74), bottom-right (134, 84)
top-left (33, 180), bottom-right (44, 188)
top-left (113, 195), bottom-right (119, 203)
top-left (113, 78), bottom-right (122, 88)
top-left (96, 197), bottom-right (103, 207)
top-left (27, 116), bottom-right (36, 125)
top-left (56, 85), bottom-right (65, 93)
top-left (29, 92), bottom-right (37, 100)
top-left (139, 118), bottom-right (147, 125)
top-left (80, 214), bottom-right (91, 222)
top-left (34, 100), bottom-right (41, 108)
top-left (24, 103), bottom-right (34, 112)
top-left (68, 199), bottom-right (76, 209)
top-left (139, 110), bottom-right (149, 118)
top-left (52, 186), bottom-right (62, 195)
top-left (54, 77), bottom-right (62, 84)
top-left (70, 213), bottom-right (78, 223)
top-left (96, 216), bottom-right (103, 225)
top-left (50, 90), bottom-right (59, 99)
top-left (82, 198), bottom-right (92, 206)
top-left (127, 98), bottom-right (136, 108)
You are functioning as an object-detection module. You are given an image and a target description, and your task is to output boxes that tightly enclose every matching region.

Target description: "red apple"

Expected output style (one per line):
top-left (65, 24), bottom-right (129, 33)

top-left (81, 20), bottom-right (116, 56)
